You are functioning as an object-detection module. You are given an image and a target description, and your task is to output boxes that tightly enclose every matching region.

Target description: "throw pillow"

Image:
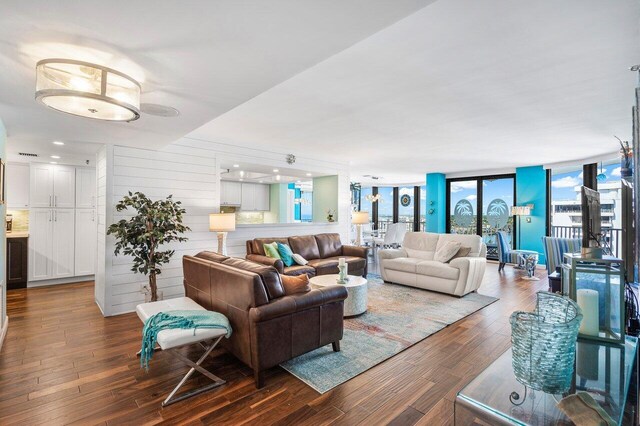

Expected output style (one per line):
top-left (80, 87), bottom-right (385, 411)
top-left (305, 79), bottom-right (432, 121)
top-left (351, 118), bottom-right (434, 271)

top-left (292, 253), bottom-right (308, 266)
top-left (448, 246), bottom-right (471, 262)
top-left (277, 242), bottom-right (295, 267)
top-left (280, 274), bottom-right (311, 295)
top-left (263, 242), bottom-right (281, 260)
top-left (434, 241), bottom-right (462, 263)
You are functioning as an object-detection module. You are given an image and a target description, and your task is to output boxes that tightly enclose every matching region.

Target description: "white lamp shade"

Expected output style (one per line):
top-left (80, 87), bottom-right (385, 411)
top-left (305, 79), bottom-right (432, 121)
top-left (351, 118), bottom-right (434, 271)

top-left (511, 205), bottom-right (532, 216)
top-left (209, 213), bottom-right (236, 232)
top-left (352, 211), bottom-right (370, 225)
top-left (35, 59), bottom-right (141, 122)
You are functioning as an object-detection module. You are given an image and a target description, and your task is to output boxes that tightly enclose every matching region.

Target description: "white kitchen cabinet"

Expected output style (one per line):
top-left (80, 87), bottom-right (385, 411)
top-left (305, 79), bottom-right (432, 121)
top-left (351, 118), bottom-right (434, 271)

top-left (6, 163), bottom-right (30, 209)
top-left (53, 166), bottom-right (75, 208)
top-left (51, 209), bottom-right (75, 278)
top-left (76, 168), bottom-right (96, 208)
top-left (241, 183), bottom-right (255, 211)
top-left (29, 209), bottom-right (75, 281)
top-left (255, 184), bottom-right (270, 211)
top-left (240, 183), bottom-right (270, 211)
top-left (220, 181), bottom-right (242, 205)
top-left (30, 163), bottom-right (55, 208)
top-left (75, 209), bottom-right (96, 276)
top-left (29, 164), bottom-right (76, 208)
top-left (29, 209), bottom-right (53, 281)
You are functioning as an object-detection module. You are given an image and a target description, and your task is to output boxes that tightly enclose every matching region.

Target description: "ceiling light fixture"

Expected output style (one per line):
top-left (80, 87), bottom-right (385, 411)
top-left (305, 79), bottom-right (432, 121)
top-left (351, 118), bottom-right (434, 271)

top-left (233, 164), bottom-right (240, 168)
top-left (276, 175), bottom-right (281, 181)
top-left (306, 173), bottom-right (312, 177)
top-left (50, 161), bottom-right (58, 164)
top-left (35, 59), bottom-right (141, 122)
top-left (51, 155), bottom-right (60, 159)
top-left (53, 141), bottom-right (65, 145)
top-left (273, 169), bottom-right (279, 173)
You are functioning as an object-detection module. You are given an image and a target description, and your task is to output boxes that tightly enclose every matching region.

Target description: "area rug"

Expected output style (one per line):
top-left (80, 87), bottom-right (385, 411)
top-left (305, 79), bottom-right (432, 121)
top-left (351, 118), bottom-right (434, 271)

top-left (280, 275), bottom-right (497, 393)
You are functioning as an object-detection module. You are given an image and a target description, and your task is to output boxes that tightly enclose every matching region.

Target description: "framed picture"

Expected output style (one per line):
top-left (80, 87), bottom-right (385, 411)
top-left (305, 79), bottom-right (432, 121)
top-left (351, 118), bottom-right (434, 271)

top-left (0, 159), bottom-right (5, 205)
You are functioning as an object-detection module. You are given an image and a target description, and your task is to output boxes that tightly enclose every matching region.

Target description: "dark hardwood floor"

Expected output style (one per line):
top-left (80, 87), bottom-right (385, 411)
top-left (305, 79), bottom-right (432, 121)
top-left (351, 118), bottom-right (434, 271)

top-left (0, 262), bottom-right (548, 425)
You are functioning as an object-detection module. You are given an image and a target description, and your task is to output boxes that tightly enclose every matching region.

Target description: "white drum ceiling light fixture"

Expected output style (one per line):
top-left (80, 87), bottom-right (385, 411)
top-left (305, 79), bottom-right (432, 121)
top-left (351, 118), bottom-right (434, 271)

top-left (35, 58), bottom-right (141, 122)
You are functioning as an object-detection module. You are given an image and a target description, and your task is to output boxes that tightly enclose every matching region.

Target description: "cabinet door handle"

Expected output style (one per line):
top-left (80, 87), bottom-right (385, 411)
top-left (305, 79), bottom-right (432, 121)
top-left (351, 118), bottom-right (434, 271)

top-left (54, 195), bottom-right (57, 207)
top-left (92, 211), bottom-right (95, 222)
top-left (49, 195), bottom-right (52, 207)
top-left (49, 210), bottom-right (52, 222)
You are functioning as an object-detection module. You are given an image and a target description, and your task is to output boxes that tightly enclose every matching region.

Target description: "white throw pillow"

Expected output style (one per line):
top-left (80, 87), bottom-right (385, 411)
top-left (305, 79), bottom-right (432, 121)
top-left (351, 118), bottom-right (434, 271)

top-left (434, 241), bottom-right (461, 263)
top-left (292, 253), bottom-right (308, 266)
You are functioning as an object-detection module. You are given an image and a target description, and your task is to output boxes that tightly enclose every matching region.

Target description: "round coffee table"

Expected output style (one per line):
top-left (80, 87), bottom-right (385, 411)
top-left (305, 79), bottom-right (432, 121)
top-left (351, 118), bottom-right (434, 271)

top-left (309, 274), bottom-right (368, 317)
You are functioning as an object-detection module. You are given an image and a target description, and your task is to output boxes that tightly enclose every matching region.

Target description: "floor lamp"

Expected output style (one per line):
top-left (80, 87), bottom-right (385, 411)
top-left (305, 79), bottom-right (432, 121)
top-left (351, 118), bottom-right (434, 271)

top-left (209, 213), bottom-right (236, 256)
top-left (511, 205), bottom-right (532, 250)
top-left (352, 211), bottom-right (370, 246)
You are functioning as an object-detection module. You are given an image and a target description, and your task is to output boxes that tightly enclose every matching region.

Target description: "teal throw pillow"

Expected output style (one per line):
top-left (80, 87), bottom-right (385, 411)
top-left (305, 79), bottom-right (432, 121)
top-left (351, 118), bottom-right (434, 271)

top-left (263, 242), bottom-right (281, 260)
top-left (277, 243), bottom-right (295, 267)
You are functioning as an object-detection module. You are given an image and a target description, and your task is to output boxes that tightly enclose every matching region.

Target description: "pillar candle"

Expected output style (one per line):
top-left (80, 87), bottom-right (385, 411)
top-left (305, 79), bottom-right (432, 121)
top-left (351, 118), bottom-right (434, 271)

top-left (339, 257), bottom-right (346, 266)
top-left (577, 289), bottom-right (599, 336)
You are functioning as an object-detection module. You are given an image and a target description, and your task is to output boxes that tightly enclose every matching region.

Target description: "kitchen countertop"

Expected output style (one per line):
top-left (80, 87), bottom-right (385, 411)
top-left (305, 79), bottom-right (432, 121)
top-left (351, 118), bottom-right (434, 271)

top-left (7, 232), bottom-right (29, 238)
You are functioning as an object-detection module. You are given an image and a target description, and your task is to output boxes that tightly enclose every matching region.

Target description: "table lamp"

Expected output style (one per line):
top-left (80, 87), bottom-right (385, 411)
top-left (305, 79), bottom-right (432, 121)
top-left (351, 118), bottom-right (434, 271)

top-left (352, 211), bottom-right (370, 246)
top-left (209, 213), bottom-right (236, 255)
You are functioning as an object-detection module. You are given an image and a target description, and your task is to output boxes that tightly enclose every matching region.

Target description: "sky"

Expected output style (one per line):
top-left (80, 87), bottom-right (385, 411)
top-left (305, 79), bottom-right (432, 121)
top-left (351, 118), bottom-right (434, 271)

top-left (551, 163), bottom-right (621, 201)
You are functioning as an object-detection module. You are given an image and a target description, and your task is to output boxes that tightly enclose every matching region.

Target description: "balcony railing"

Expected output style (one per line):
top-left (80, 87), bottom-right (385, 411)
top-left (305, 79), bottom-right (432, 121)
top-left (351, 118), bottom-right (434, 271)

top-left (551, 225), bottom-right (622, 258)
top-left (376, 220), bottom-right (425, 234)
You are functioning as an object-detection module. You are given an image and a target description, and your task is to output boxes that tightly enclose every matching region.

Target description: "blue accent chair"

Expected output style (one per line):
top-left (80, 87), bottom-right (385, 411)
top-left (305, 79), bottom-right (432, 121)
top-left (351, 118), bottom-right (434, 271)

top-left (541, 236), bottom-right (581, 275)
top-left (496, 231), bottom-right (538, 272)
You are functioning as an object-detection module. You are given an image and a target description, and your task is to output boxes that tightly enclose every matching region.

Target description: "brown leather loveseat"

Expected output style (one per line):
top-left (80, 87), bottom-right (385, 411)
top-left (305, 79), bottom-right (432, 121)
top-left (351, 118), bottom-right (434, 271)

top-left (183, 251), bottom-right (348, 388)
top-left (246, 233), bottom-right (368, 278)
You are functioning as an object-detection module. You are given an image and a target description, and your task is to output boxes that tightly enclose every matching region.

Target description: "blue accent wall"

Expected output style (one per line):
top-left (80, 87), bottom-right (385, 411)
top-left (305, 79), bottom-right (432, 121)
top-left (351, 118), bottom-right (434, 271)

top-left (515, 165), bottom-right (547, 264)
top-left (425, 173), bottom-right (446, 233)
top-left (288, 183), bottom-right (301, 220)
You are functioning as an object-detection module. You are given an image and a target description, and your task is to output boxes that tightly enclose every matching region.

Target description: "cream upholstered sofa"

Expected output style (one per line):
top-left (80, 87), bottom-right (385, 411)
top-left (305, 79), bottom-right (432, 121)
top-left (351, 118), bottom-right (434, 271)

top-left (379, 232), bottom-right (487, 297)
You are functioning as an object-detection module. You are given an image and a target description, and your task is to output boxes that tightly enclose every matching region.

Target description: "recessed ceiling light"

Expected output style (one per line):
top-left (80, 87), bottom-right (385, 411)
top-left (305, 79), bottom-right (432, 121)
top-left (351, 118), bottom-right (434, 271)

top-left (53, 141), bottom-right (64, 146)
top-left (259, 180), bottom-right (263, 183)
top-left (239, 171), bottom-right (245, 177)
top-left (306, 173), bottom-right (312, 177)
top-left (239, 178), bottom-right (243, 181)
top-left (296, 180), bottom-right (301, 183)
top-left (50, 161), bottom-right (57, 164)
top-left (273, 169), bottom-right (279, 173)
top-left (51, 155), bottom-right (60, 159)
top-left (233, 164), bottom-right (240, 168)
top-left (276, 175), bottom-right (281, 181)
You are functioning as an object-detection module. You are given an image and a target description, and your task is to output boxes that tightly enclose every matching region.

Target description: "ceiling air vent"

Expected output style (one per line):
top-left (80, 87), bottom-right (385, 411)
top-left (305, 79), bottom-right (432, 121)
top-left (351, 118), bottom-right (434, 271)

top-left (18, 152), bottom-right (39, 157)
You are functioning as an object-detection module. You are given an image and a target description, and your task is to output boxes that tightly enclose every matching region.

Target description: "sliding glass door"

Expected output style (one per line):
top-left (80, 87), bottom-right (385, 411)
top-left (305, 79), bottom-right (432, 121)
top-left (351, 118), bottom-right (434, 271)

top-left (447, 174), bottom-right (515, 260)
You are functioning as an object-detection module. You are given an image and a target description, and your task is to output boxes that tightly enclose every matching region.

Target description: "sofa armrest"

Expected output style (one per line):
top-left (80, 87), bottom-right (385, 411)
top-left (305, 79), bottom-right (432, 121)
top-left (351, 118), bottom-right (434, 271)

top-left (246, 254), bottom-right (284, 273)
top-left (378, 248), bottom-right (408, 260)
top-left (449, 257), bottom-right (487, 296)
top-left (249, 286), bottom-right (348, 323)
top-left (342, 245), bottom-right (368, 258)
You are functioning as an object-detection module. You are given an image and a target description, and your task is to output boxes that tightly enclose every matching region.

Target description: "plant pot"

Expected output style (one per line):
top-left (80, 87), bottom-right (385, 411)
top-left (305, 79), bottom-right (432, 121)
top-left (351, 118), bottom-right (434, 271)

top-left (144, 290), bottom-right (164, 303)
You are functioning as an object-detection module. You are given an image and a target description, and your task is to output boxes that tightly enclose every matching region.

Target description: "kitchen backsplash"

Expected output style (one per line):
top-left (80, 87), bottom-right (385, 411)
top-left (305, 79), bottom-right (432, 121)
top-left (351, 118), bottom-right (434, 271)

top-left (236, 211), bottom-right (264, 224)
top-left (7, 210), bottom-right (29, 232)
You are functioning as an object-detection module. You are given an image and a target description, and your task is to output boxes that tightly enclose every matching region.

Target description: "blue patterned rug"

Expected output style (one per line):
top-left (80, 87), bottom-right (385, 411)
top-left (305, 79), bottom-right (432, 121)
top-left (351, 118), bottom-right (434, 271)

top-left (280, 275), bottom-right (497, 393)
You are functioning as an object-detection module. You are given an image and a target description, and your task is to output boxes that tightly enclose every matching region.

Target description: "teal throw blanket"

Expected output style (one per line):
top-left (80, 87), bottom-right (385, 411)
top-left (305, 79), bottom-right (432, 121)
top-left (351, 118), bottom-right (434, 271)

top-left (140, 310), bottom-right (232, 369)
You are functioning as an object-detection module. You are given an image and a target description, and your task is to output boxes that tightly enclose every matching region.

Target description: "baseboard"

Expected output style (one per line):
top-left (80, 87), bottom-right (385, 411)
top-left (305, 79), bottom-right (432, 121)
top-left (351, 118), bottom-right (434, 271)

top-left (28, 275), bottom-right (95, 288)
top-left (0, 316), bottom-right (8, 352)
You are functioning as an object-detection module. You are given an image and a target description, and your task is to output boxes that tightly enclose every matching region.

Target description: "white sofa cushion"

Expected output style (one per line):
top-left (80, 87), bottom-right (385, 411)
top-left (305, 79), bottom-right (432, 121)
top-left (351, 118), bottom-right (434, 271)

top-left (416, 260), bottom-right (460, 280)
top-left (434, 233), bottom-right (483, 257)
top-left (434, 241), bottom-right (461, 263)
top-left (383, 257), bottom-right (423, 273)
top-left (403, 232), bottom-right (439, 260)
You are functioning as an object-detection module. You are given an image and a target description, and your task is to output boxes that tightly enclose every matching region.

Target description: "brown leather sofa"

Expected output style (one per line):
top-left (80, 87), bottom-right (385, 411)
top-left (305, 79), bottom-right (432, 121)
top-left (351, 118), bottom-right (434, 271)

top-left (246, 233), bottom-right (368, 278)
top-left (183, 251), bottom-right (348, 388)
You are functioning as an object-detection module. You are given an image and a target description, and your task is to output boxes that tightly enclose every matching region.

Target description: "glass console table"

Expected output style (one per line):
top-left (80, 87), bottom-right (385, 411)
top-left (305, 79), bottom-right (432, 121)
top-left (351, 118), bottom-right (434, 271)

top-left (455, 337), bottom-right (638, 425)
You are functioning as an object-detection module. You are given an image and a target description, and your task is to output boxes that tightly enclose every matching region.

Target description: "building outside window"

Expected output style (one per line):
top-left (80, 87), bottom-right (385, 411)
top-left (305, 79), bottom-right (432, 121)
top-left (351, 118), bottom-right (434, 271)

top-left (420, 185), bottom-right (426, 231)
top-left (377, 186), bottom-right (394, 233)
top-left (550, 161), bottom-right (622, 256)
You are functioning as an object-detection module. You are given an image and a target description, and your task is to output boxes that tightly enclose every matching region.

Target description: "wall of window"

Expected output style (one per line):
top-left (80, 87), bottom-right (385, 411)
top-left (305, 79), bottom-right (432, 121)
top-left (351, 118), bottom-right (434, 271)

top-left (360, 186), bottom-right (373, 216)
top-left (397, 186), bottom-right (415, 231)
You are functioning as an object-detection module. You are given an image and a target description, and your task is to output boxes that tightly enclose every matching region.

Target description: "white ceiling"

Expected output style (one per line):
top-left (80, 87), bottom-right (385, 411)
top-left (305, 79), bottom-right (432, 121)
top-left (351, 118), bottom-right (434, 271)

top-left (0, 0), bottom-right (432, 163)
top-left (1, 1), bottom-right (638, 184)
top-left (188, 0), bottom-right (640, 185)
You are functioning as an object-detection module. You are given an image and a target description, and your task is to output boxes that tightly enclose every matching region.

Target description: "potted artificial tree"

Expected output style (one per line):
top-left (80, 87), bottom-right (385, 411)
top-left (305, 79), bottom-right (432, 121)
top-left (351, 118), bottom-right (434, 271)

top-left (107, 192), bottom-right (190, 302)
